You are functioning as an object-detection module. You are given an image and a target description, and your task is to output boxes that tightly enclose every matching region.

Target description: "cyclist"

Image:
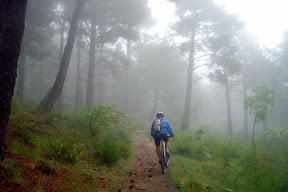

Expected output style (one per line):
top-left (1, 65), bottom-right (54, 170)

top-left (151, 112), bottom-right (174, 163)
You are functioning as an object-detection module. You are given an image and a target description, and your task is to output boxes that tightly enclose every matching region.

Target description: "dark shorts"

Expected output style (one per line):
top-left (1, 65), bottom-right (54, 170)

top-left (153, 134), bottom-right (169, 147)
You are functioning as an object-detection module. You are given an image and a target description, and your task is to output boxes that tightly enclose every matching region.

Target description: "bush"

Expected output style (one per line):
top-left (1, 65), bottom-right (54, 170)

top-left (70, 105), bottom-right (127, 137)
top-left (260, 125), bottom-right (288, 160)
top-left (94, 139), bottom-right (122, 166)
top-left (115, 140), bottom-right (132, 158)
top-left (101, 126), bottom-right (133, 145)
top-left (45, 136), bottom-right (80, 163)
top-left (271, 171), bottom-right (288, 192)
top-left (92, 115), bottom-right (133, 166)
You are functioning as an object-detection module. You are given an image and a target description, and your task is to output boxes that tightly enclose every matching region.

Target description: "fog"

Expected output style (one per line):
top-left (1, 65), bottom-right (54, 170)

top-left (17, 0), bottom-right (288, 136)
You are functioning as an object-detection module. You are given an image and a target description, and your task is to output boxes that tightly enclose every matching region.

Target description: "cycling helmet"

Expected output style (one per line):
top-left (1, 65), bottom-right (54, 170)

top-left (156, 112), bottom-right (164, 118)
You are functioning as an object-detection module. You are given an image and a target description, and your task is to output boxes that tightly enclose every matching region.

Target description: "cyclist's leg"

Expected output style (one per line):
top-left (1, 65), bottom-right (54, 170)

top-left (156, 146), bottom-right (160, 158)
top-left (162, 134), bottom-right (170, 154)
top-left (154, 135), bottom-right (161, 159)
top-left (166, 141), bottom-right (170, 152)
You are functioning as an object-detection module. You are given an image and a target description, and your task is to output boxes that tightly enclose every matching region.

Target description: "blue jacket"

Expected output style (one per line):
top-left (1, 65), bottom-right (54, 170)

top-left (151, 118), bottom-right (174, 137)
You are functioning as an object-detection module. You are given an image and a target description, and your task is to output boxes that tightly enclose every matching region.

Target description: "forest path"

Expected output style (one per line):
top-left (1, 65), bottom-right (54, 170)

top-left (119, 131), bottom-right (180, 192)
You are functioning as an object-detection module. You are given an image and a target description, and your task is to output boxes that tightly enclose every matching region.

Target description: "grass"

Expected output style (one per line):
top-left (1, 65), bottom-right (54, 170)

top-left (1, 102), bottom-right (137, 191)
top-left (168, 130), bottom-right (288, 192)
top-left (4, 99), bottom-right (288, 191)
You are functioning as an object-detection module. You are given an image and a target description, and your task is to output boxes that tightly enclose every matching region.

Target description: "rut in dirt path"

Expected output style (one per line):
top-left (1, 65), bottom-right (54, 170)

top-left (119, 132), bottom-right (180, 192)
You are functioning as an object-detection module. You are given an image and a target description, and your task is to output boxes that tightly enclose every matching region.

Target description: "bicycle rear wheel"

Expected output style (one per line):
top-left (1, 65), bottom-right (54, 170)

top-left (160, 151), bottom-right (166, 174)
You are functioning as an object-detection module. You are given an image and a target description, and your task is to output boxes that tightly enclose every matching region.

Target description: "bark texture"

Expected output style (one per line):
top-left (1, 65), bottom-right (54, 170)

top-left (0, 0), bottom-right (28, 160)
top-left (75, 22), bottom-right (84, 112)
top-left (56, 17), bottom-right (66, 109)
top-left (86, 18), bottom-right (96, 108)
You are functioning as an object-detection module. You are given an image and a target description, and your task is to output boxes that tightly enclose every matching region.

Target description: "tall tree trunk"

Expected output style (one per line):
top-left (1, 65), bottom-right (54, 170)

top-left (16, 53), bottom-right (26, 103)
top-left (243, 75), bottom-right (248, 138)
top-left (56, 17), bottom-right (66, 109)
top-left (97, 44), bottom-right (104, 105)
top-left (182, 29), bottom-right (195, 130)
top-left (224, 67), bottom-right (233, 136)
top-left (36, 0), bottom-right (85, 113)
top-left (252, 115), bottom-right (257, 151)
top-left (75, 21), bottom-right (83, 112)
top-left (86, 18), bottom-right (96, 109)
top-left (0, 0), bottom-right (27, 160)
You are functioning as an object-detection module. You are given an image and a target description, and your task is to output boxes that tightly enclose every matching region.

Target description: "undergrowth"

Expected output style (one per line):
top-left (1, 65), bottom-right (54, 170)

top-left (169, 129), bottom-right (288, 192)
top-left (1, 100), bottom-right (136, 191)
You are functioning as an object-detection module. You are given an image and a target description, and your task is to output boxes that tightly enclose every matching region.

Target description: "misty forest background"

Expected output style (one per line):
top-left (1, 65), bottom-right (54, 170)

top-left (1, 0), bottom-right (288, 191)
top-left (17, 0), bottom-right (288, 136)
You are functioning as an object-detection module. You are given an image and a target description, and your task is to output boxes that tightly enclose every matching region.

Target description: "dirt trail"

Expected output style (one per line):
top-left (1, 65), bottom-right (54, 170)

top-left (119, 132), bottom-right (180, 192)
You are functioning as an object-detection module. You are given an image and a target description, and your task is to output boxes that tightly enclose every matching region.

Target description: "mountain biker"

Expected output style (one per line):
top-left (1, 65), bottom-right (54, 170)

top-left (151, 112), bottom-right (174, 163)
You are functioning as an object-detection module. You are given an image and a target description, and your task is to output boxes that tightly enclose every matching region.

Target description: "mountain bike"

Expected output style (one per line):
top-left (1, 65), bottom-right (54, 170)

top-left (160, 136), bottom-right (172, 174)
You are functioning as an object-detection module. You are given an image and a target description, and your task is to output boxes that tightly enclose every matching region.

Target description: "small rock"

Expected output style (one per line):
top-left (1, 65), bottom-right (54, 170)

top-left (135, 186), bottom-right (149, 191)
top-left (129, 184), bottom-right (136, 190)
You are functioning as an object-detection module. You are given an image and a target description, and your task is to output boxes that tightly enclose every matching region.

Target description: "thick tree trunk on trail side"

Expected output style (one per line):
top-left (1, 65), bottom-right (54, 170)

top-left (86, 18), bottom-right (96, 109)
top-left (224, 68), bottom-right (233, 136)
top-left (56, 17), bottom-right (66, 110)
top-left (182, 30), bottom-right (196, 131)
top-left (16, 53), bottom-right (26, 103)
top-left (0, 0), bottom-right (28, 160)
top-left (36, 0), bottom-right (85, 113)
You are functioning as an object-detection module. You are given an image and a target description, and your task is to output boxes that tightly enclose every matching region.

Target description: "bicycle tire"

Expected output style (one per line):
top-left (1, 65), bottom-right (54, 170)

top-left (160, 150), bottom-right (166, 174)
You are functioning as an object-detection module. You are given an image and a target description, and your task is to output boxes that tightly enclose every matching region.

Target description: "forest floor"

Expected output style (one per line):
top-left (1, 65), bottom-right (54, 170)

top-left (119, 132), bottom-right (180, 192)
top-left (0, 124), bottom-right (180, 192)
